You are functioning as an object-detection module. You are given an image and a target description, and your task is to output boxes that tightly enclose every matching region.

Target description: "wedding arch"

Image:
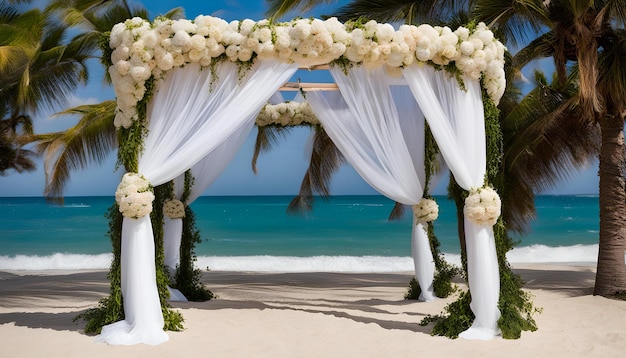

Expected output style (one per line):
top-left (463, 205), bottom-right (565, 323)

top-left (97, 15), bottom-right (508, 345)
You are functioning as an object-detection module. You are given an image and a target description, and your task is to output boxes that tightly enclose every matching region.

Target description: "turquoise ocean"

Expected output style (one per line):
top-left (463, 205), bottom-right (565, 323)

top-left (0, 195), bottom-right (599, 272)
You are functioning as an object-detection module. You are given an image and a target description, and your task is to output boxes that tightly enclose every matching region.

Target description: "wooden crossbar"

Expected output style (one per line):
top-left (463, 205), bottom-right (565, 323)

top-left (298, 64), bottom-right (330, 70)
top-left (279, 82), bottom-right (338, 91)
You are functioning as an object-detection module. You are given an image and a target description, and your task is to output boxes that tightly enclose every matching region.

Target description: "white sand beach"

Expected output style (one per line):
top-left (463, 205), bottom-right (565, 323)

top-left (1, 264), bottom-right (625, 358)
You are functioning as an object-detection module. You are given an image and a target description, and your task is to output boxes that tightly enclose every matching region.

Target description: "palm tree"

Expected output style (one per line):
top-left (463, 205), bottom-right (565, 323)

top-left (0, 2), bottom-right (91, 176)
top-left (27, 1), bottom-right (183, 200)
top-left (474, 0), bottom-right (626, 297)
top-left (27, 101), bottom-right (118, 200)
top-left (0, 117), bottom-right (36, 175)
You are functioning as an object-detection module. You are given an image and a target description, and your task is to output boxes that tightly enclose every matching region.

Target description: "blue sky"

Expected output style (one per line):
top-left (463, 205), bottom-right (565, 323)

top-left (0, 0), bottom-right (599, 197)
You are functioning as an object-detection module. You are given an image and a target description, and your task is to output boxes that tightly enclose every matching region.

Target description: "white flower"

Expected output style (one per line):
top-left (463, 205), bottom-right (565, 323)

top-left (114, 60), bottom-right (131, 75)
top-left (156, 52), bottom-right (174, 71)
top-left (172, 30), bottom-right (192, 50)
top-left (130, 64), bottom-right (151, 81)
top-left (413, 198), bottom-right (439, 224)
top-left (460, 41), bottom-right (474, 56)
top-left (115, 173), bottom-right (154, 219)
top-left (107, 16), bottom-right (507, 127)
top-left (111, 46), bottom-right (130, 63)
top-left (463, 186), bottom-right (501, 226)
top-left (454, 26), bottom-right (470, 41)
top-left (163, 199), bottom-right (186, 219)
top-left (171, 19), bottom-right (196, 34)
top-left (256, 101), bottom-right (320, 126)
top-left (240, 19), bottom-right (256, 36)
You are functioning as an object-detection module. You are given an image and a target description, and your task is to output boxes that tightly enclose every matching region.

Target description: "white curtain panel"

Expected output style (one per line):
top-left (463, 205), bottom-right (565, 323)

top-left (402, 63), bottom-right (501, 340)
top-left (163, 123), bottom-right (251, 296)
top-left (164, 89), bottom-right (283, 300)
top-left (97, 60), bottom-right (298, 345)
top-left (306, 66), bottom-right (436, 301)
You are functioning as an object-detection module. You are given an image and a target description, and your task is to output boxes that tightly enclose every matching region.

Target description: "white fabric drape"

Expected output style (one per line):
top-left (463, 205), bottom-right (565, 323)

top-left (164, 87), bottom-right (283, 300)
top-left (97, 60), bottom-right (298, 345)
top-left (163, 123), bottom-right (251, 298)
top-left (306, 66), bottom-right (436, 301)
top-left (402, 63), bottom-right (501, 339)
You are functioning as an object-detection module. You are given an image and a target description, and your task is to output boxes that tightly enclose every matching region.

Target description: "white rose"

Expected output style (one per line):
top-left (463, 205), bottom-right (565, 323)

top-left (172, 30), bottom-right (192, 50)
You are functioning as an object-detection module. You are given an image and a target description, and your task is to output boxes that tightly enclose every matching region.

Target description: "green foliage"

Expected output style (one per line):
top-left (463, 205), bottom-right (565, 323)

top-left (420, 290), bottom-right (474, 339)
top-left (423, 123), bottom-right (439, 190)
top-left (74, 203), bottom-right (123, 333)
top-left (405, 223), bottom-right (459, 300)
top-left (486, 89), bottom-right (540, 339)
top-left (494, 218), bottom-right (541, 339)
top-left (428, 89), bottom-right (539, 339)
top-left (173, 205), bottom-right (215, 301)
top-left (136, 76), bottom-right (155, 126)
top-left (484, 95), bottom-right (504, 187)
top-left (428, 222), bottom-right (460, 298)
top-left (152, 184), bottom-right (184, 331)
top-left (116, 119), bottom-right (144, 173)
top-left (405, 122), bottom-right (459, 300)
top-left (115, 62), bottom-right (155, 173)
top-left (168, 170), bottom-right (215, 301)
top-left (100, 31), bottom-right (113, 80)
top-left (404, 277), bottom-right (421, 300)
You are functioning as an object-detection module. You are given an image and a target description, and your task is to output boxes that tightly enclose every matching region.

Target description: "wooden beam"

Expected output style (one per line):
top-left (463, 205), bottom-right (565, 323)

top-left (279, 82), bottom-right (338, 91)
top-left (298, 64), bottom-right (330, 70)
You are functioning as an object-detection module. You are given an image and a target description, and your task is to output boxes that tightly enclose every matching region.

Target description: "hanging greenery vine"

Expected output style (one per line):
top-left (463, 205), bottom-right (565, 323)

top-left (420, 91), bottom-right (540, 339)
top-left (152, 184), bottom-right (185, 331)
top-left (172, 170), bottom-right (215, 301)
top-left (405, 123), bottom-right (460, 300)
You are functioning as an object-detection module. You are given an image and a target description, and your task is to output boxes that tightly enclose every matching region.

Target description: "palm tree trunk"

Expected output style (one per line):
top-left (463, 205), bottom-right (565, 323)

top-left (594, 113), bottom-right (626, 296)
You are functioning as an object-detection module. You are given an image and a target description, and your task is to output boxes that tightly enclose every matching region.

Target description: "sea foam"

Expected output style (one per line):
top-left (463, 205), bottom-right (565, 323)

top-left (0, 253), bottom-right (113, 271)
top-left (0, 244), bottom-right (608, 272)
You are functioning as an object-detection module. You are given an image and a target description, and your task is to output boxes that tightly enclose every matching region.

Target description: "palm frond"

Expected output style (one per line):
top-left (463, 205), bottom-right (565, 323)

top-left (27, 100), bottom-right (117, 201)
top-left (597, 29), bottom-right (626, 113)
top-left (160, 7), bottom-right (185, 20)
top-left (606, 0), bottom-right (626, 27)
top-left (0, 3), bottom-right (20, 22)
top-left (502, 73), bottom-right (599, 232)
top-left (265, 0), bottom-right (337, 20)
top-left (501, 69), bottom-right (601, 232)
top-left (388, 201), bottom-right (406, 220)
top-left (334, 0), bottom-right (467, 25)
top-left (511, 31), bottom-right (555, 69)
top-left (251, 125), bottom-right (293, 174)
top-left (0, 119), bottom-right (37, 175)
top-left (473, 0), bottom-right (548, 48)
top-left (287, 126), bottom-right (344, 215)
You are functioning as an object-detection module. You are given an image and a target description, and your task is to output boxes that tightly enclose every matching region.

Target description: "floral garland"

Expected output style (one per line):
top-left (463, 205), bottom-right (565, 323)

top-left (413, 198), bottom-right (439, 224)
top-left (256, 101), bottom-right (320, 126)
top-left (463, 186), bottom-right (501, 226)
top-left (163, 198), bottom-right (186, 219)
top-left (108, 16), bottom-right (506, 129)
top-left (115, 173), bottom-right (154, 219)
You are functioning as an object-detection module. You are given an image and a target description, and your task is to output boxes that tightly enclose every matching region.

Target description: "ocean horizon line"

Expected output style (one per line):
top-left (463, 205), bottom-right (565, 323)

top-left (0, 193), bottom-right (601, 199)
